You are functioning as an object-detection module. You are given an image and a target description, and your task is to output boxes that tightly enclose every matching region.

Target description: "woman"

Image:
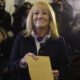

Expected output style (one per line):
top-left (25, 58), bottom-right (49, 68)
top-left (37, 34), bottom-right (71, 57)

top-left (8, 1), bottom-right (68, 80)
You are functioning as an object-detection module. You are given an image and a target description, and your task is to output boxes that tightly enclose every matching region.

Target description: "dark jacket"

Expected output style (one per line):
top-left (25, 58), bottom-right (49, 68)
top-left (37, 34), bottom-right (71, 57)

top-left (8, 33), bottom-right (68, 80)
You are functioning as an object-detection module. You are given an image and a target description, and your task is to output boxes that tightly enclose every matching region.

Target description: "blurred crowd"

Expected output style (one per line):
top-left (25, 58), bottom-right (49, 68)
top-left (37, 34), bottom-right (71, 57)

top-left (0, 0), bottom-right (80, 80)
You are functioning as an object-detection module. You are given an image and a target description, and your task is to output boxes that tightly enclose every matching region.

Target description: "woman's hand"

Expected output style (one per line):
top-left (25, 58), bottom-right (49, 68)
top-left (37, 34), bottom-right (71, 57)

top-left (20, 53), bottom-right (38, 68)
top-left (52, 70), bottom-right (59, 80)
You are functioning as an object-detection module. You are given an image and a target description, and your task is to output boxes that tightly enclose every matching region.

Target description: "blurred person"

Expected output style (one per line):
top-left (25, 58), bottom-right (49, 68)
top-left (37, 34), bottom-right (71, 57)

top-left (0, 27), bottom-right (11, 80)
top-left (50, 0), bottom-right (63, 13)
top-left (68, 13), bottom-right (80, 56)
top-left (0, 1), bottom-right (14, 80)
top-left (64, 13), bottom-right (80, 80)
top-left (12, 2), bottom-right (32, 37)
top-left (8, 1), bottom-right (68, 80)
top-left (50, 0), bottom-right (73, 44)
top-left (0, 0), bottom-right (14, 52)
top-left (62, 0), bottom-right (73, 41)
top-left (0, 0), bottom-right (13, 37)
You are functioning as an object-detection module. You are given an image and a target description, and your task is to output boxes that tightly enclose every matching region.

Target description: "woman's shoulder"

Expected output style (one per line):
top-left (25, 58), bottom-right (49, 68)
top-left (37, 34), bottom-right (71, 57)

top-left (58, 36), bottom-right (65, 41)
top-left (50, 36), bottom-right (65, 42)
top-left (47, 36), bottom-right (66, 46)
top-left (16, 32), bottom-right (34, 41)
top-left (57, 36), bottom-right (66, 44)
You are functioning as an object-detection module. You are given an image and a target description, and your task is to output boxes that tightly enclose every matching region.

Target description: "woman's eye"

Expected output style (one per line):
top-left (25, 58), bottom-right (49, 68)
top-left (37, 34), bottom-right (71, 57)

top-left (33, 11), bottom-right (48, 15)
top-left (34, 12), bottom-right (39, 15)
top-left (42, 12), bottom-right (48, 14)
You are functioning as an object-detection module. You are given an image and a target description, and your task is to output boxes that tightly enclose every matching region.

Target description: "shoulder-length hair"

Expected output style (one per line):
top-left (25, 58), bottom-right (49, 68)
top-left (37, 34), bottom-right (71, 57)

top-left (24, 1), bottom-right (59, 39)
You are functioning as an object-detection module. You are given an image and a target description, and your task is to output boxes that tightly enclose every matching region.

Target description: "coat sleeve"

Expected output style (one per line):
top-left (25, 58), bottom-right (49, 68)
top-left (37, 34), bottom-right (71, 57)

top-left (8, 33), bottom-right (25, 74)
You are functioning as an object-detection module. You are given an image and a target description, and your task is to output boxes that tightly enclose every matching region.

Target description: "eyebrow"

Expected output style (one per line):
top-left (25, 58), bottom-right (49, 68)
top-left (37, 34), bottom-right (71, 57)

top-left (34, 10), bottom-right (48, 12)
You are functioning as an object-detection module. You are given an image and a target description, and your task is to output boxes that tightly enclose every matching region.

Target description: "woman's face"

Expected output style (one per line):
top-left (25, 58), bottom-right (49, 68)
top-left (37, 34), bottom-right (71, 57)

top-left (25, 4), bottom-right (31, 17)
top-left (33, 5), bottom-right (50, 29)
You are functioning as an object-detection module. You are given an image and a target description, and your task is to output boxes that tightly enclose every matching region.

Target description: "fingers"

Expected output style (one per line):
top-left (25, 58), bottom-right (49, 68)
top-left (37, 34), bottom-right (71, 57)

top-left (52, 70), bottom-right (59, 77)
top-left (21, 53), bottom-right (38, 64)
top-left (52, 70), bottom-right (59, 80)
top-left (25, 53), bottom-right (38, 60)
top-left (21, 58), bottom-right (27, 64)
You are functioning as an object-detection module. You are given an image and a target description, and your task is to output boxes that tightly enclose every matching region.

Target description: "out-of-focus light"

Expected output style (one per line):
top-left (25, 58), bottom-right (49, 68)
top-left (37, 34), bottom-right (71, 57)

top-left (56, 0), bottom-right (58, 2)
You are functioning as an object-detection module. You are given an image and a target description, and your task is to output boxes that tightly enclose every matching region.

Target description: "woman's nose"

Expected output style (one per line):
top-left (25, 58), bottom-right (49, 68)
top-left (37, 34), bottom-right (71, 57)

top-left (38, 13), bottom-right (43, 18)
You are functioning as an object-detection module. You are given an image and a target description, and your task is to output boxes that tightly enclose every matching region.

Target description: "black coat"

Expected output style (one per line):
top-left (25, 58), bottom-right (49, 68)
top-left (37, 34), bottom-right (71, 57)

top-left (8, 33), bottom-right (68, 80)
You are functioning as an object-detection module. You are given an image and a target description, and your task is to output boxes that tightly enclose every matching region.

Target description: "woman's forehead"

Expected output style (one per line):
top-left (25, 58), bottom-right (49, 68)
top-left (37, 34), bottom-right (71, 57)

top-left (33, 5), bottom-right (48, 11)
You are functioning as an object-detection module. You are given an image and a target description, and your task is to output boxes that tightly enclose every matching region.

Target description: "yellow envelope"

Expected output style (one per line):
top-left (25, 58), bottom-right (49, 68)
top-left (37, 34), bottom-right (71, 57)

top-left (26, 56), bottom-right (54, 80)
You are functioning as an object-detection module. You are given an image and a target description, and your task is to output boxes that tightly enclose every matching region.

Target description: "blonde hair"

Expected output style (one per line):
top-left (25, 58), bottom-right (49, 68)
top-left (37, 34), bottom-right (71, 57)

top-left (24, 1), bottom-right (59, 39)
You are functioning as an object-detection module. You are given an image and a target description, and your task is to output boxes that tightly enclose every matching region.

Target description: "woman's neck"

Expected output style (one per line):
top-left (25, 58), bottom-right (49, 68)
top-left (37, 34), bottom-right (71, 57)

top-left (34, 27), bottom-right (49, 37)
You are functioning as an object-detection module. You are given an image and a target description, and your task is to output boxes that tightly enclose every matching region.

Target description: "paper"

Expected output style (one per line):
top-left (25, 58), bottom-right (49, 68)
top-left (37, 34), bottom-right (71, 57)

top-left (26, 56), bottom-right (54, 80)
